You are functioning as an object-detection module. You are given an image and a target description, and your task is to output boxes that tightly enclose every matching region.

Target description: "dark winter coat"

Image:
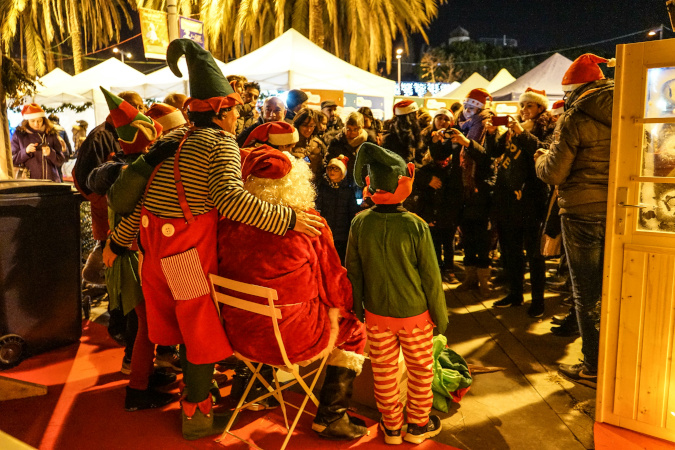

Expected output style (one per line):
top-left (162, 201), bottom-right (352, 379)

top-left (411, 139), bottom-right (463, 229)
top-left (315, 175), bottom-right (360, 243)
top-left (382, 127), bottom-right (423, 166)
top-left (486, 112), bottom-right (555, 222)
top-left (536, 79), bottom-right (613, 215)
top-left (11, 124), bottom-right (65, 182)
top-left (323, 130), bottom-right (375, 182)
top-left (72, 119), bottom-right (121, 195)
top-left (236, 116), bottom-right (265, 147)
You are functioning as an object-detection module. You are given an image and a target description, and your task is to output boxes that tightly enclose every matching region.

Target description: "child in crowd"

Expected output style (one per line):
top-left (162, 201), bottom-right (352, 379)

top-left (315, 154), bottom-right (360, 264)
top-left (347, 142), bottom-right (448, 445)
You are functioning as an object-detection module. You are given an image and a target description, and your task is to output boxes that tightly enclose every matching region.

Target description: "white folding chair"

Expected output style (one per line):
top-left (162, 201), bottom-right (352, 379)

top-left (209, 273), bottom-right (330, 450)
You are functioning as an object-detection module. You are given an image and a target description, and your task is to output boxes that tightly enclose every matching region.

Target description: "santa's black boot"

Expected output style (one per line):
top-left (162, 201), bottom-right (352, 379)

top-left (311, 359), bottom-right (368, 440)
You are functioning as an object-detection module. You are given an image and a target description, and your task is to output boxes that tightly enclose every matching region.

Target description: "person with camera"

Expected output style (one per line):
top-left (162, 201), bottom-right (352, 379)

top-left (485, 89), bottom-right (556, 314)
top-left (412, 108), bottom-right (464, 284)
top-left (11, 104), bottom-right (65, 182)
top-left (484, 88), bottom-right (556, 318)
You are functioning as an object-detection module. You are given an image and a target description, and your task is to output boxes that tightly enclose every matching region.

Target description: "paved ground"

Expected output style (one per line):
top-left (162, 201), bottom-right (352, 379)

top-left (88, 261), bottom-right (596, 450)
top-left (352, 265), bottom-right (597, 450)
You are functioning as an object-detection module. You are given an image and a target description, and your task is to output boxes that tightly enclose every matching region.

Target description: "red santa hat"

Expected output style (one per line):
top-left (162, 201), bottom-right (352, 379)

top-left (463, 88), bottom-right (492, 110)
top-left (551, 100), bottom-right (565, 116)
top-left (241, 145), bottom-right (293, 180)
top-left (519, 88), bottom-right (548, 108)
top-left (393, 100), bottom-right (419, 116)
top-left (243, 121), bottom-right (299, 148)
top-left (562, 53), bottom-right (616, 92)
top-left (146, 103), bottom-right (186, 132)
top-left (22, 103), bottom-right (46, 120)
top-left (327, 154), bottom-right (349, 177)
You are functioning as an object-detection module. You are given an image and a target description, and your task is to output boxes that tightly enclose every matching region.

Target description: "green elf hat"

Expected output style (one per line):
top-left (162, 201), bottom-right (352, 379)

top-left (166, 38), bottom-right (242, 113)
top-left (353, 142), bottom-right (415, 205)
top-left (100, 87), bottom-right (161, 155)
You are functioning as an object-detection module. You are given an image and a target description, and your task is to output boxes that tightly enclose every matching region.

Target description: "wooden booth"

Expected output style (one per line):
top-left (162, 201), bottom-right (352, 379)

top-left (598, 37), bottom-right (675, 445)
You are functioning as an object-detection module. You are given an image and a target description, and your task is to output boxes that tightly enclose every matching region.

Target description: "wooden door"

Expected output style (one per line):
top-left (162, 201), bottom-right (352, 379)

top-left (599, 38), bottom-right (675, 442)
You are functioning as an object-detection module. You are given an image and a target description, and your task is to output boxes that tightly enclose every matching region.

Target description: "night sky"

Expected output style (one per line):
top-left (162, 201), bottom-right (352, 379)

top-left (428, 0), bottom-right (671, 50)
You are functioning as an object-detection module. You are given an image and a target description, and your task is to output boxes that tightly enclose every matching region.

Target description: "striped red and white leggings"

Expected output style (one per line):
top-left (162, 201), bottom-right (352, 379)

top-left (366, 323), bottom-right (434, 430)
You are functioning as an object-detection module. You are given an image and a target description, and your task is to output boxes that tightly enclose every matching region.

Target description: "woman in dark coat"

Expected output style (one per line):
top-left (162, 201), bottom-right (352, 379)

top-left (485, 88), bottom-right (555, 317)
top-left (11, 104), bottom-right (64, 182)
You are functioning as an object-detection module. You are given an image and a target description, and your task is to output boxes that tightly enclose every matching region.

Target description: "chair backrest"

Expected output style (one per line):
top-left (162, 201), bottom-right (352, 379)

top-left (209, 273), bottom-right (294, 367)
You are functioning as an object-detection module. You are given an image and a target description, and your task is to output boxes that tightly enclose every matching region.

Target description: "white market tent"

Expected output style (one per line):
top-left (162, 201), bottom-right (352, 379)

top-left (486, 68), bottom-right (516, 93)
top-left (30, 58), bottom-right (149, 124)
top-left (222, 29), bottom-right (396, 116)
top-left (441, 72), bottom-right (489, 100)
top-left (491, 53), bottom-right (573, 101)
top-left (113, 57), bottom-right (230, 99)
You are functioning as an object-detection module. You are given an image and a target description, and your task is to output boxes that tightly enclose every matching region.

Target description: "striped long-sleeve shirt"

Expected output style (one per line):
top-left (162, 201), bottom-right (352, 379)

top-left (110, 127), bottom-right (293, 248)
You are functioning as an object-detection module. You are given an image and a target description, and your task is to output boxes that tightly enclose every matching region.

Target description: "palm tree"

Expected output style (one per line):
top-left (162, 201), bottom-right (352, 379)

top-left (196, 0), bottom-right (443, 74)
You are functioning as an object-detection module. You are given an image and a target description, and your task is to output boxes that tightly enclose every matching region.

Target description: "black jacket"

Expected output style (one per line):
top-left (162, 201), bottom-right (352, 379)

top-left (315, 175), bottom-right (360, 242)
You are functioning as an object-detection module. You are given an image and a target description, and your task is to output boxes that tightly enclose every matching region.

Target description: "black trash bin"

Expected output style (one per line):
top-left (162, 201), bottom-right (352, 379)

top-left (0, 179), bottom-right (82, 368)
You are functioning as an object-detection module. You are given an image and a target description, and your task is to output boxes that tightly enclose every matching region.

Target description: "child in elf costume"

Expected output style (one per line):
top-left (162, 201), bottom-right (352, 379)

top-left (94, 88), bottom-right (177, 412)
top-left (346, 142), bottom-right (448, 445)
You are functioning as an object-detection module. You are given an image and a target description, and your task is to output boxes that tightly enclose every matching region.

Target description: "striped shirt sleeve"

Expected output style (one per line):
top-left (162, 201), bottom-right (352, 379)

top-left (110, 201), bottom-right (142, 248)
top-left (208, 135), bottom-right (292, 235)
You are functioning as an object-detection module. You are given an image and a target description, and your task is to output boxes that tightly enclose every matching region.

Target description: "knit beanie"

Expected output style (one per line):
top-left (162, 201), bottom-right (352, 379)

top-left (241, 145), bottom-right (293, 181)
top-left (100, 87), bottom-right (162, 155)
top-left (22, 103), bottom-right (46, 120)
top-left (146, 103), bottom-right (186, 132)
top-left (354, 142), bottom-right (415, 205)
top-left (166, 38), bottom-right (242, 112)
top-left (286, 89), bottom-right (309, 110)
top-left (243, 122), bottom-right (299, 148)
top-left (562, 53), bottom-right (616, 92)
top-left (433, 108), bottom-right (453, 122)
top-left (463, 88), bottom-right (492, 109)
top-left (519, 88), bottom-right (548, 108)
top-left (393, 100), bottom-right (419, 116)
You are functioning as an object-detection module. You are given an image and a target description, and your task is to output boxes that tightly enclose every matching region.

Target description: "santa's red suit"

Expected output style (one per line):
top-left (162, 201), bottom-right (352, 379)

top-left (217, 213), bottom-right (366, 365)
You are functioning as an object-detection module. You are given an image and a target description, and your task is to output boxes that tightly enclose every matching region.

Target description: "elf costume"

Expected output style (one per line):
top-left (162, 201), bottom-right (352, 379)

top-left (108, 39), bottom-right (295, 440)
top-left (218, 146), bottom-right (368, 440)
top-left (346, 142), bottom-right (448, 444)
top-left (98, 88), bottom-right (174, 411)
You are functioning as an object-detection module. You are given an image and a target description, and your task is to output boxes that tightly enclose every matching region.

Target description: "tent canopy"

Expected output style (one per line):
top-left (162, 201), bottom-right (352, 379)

top-left (486, 69), bottom-right (516, 93)
top-left (222, 29), bottom-right (395, 115)
top-left (441, 72), bottom-right (489, 100)
top-left (491, 53), bottom-right (573, 101)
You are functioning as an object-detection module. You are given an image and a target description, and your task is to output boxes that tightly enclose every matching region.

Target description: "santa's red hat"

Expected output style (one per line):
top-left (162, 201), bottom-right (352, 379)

top-left (463, 88), bottom-right (492, 110)
top-left (241, 145), bottom-right (293, 180)
top-left (551, 100), bottom-right (565, 116)
top-left (22, 103), bottom-right (46, 120)
top-left (327, 154), bottom-right (349, 177)
top-left (146, 103), bottom-right (186, 132)
top-left (243, 121), bottom-right (299, 148)
top-left (562, 53), bottom-right (616, 92)
top-left (519, 88), bottom-right (548, 108)
top-left (393, 100), bottom-right (419, 116)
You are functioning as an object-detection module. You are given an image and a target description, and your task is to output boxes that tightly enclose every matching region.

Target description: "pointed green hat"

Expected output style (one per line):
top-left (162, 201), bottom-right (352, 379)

top-left (166, 38), bottom-right (233, 100)
top-left (100, 87), bottom-right (152, 142)
top-left (354, 142), bottom-right (410, 194)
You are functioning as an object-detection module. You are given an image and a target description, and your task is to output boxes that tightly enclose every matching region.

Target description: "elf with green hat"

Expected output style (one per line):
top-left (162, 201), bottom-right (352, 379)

top-left (92, 87), bottom-right (180, 412)
top-left (346, 142), bottom-right (448, 445)
top-left (102, 38), bottom-right (323, 441)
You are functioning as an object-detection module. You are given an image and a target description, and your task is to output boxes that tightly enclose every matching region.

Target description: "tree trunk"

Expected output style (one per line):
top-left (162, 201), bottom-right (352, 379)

top-left (0, 54), bottom-right (14, 180)
top-left (42, 26), bottom-right (55, 73)
top-left (68, 0), bottom-right (83, 74)
top-left (309, 0), bottom-right (324, 48)
top-left (19, 16), bottom-right (25, 70)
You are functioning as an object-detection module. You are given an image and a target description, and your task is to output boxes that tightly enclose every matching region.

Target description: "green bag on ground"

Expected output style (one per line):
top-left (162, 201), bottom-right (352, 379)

top-left (431, 334), bottom-right (472, 413)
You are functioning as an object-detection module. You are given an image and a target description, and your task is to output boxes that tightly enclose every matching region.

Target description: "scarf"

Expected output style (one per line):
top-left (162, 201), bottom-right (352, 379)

top-left (347, 129), bottom-right (368, 148)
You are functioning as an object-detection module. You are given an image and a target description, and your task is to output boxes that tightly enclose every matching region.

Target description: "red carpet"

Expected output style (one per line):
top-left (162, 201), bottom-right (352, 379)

top-left (0, 321), bottom-right (458, 449)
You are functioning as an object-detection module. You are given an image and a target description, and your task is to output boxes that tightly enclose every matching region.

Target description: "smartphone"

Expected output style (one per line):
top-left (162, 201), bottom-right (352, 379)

top-left (492, 116), bottom-right (509, 126)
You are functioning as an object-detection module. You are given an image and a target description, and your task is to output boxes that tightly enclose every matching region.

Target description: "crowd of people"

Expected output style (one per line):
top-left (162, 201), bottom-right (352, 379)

top-left (9, 43), bottom-right (614, 444)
